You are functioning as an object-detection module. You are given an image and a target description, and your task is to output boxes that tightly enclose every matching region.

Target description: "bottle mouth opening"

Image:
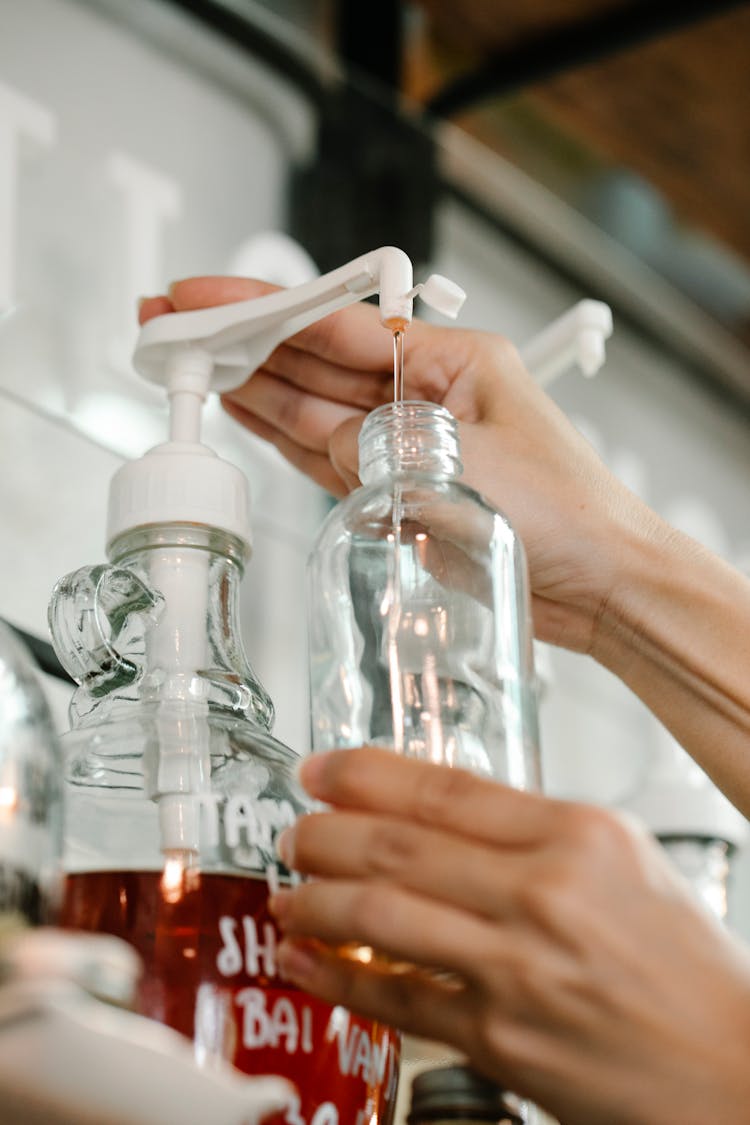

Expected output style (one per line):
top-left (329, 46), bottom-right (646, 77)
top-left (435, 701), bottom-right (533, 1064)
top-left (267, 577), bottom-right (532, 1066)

top-left (358, 401), bottom-right (463, 483)
top-left (362, 400), bottom-right (456, 429)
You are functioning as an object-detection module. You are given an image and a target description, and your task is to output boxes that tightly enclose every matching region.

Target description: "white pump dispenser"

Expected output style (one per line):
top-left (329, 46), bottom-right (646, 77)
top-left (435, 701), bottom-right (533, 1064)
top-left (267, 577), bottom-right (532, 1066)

top-left (107, 246), bottom-right (466, 551)
top-left (520, 299), bottom-right (613, 386)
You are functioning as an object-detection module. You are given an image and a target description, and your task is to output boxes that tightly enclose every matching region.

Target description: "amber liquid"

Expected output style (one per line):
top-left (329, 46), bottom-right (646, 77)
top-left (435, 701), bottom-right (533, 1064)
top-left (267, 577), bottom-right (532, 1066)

top-left (392, 326), bottom-right (405, 403)
top-left (61, 870), bottom-right (399, 1125)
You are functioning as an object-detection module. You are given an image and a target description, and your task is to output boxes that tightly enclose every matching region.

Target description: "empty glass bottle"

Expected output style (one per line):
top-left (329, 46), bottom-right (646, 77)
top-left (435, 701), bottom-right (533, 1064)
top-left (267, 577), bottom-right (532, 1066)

top-left (307, 400), bottom-right (541, 787)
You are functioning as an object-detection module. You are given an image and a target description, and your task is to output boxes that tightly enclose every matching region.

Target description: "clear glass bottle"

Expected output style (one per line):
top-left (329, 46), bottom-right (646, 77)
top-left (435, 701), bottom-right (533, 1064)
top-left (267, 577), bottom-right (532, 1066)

top-left (0, 619), bottom-right (62, 926)
top-left (307, 401), bottom-right (541, 788)
top-left (406, 1064), bottom-right (527, 1124)
top-left (49, 523), bottom-right (399, 1125)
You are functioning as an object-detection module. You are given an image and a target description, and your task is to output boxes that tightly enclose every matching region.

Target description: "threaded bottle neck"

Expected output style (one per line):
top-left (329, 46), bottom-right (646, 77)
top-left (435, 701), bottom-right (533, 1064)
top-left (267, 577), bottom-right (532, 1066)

top-left (358, 402), bottom-right (463, 485)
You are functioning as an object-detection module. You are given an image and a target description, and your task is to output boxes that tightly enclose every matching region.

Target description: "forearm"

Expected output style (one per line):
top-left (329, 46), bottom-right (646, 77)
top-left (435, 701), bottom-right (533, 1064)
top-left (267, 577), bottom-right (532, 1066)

top-left (592, 515), bottom-right (750, 817)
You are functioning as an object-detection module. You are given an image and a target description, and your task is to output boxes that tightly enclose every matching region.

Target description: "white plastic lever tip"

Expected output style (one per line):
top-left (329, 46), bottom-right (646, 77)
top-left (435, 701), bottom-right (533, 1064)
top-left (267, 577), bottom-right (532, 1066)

top-left (419, 275), bottom-right (467, 318)
top-left (577, 328), bottom-right (606, 377)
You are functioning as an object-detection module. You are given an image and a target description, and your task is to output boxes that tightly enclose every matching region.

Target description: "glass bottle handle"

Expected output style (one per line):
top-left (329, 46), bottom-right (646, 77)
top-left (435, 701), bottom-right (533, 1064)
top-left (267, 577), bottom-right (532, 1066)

top-left (48, 564), bottom-right (164, 696)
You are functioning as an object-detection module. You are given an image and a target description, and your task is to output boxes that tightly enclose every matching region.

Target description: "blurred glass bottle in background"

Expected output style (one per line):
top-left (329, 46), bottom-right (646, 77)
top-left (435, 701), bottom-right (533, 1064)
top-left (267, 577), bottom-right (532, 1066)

top-left (406, 1064), bottom-right (527, 1125)
top-left (0, 620), bottom-right (62, 928)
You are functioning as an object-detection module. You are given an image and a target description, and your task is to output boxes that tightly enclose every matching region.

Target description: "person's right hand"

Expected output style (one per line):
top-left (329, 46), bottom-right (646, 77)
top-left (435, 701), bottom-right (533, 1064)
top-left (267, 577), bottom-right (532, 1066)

top-left (139, 280), bottom-right (663, 659)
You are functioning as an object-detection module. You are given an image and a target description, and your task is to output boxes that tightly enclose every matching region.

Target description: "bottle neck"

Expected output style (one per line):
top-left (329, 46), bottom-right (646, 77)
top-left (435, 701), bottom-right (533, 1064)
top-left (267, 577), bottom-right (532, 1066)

top-left (358, 402), bottom-right (463, 485)
top-left (109, 523), bottom-right (248, 567)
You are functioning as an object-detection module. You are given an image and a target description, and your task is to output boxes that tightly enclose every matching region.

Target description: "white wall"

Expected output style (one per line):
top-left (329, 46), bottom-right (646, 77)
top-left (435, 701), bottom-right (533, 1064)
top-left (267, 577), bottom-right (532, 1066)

top-left (0, 0), bottom-right (327, 755)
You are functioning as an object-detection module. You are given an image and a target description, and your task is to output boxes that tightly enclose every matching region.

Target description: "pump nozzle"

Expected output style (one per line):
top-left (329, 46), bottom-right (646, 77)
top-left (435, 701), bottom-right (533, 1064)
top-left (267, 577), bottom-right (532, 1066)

top-left (403, 274), bottom-right (467, 320)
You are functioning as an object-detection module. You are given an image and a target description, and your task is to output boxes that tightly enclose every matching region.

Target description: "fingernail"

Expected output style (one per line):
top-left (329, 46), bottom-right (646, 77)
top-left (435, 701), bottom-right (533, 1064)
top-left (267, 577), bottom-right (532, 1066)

top-left (276, 826), bottom-right (295, 867)
top-left (277, 939), bottom-right (318, 984)
top-left (295, 751), bottom-right (328, 795)
top-left (268, 888), bottom-right (292, 922)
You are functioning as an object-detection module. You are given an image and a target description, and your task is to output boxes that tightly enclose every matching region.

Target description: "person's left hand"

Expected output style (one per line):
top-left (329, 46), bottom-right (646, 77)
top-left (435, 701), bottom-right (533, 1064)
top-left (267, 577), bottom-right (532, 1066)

top-left (269, 747), bottom-right (750, 1125)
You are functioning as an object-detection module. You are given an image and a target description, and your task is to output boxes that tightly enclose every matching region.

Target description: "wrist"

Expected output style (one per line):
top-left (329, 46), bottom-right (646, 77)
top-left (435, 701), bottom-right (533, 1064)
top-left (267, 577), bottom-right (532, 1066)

top-left (587, 504), bottom-right (703, 672)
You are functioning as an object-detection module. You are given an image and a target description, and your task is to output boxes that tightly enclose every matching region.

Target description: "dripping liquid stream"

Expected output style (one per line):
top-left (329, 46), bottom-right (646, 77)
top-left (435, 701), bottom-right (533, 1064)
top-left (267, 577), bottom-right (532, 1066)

top-left (392, 327), bottom-right (405, 404)
top-left (388, 326), bottom-right (405, 753)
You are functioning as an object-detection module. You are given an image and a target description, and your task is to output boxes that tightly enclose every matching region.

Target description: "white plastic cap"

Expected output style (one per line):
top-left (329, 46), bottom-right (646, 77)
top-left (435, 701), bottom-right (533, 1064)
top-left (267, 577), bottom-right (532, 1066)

top-left (107, 443), bottom-right (252, 551)
top-left (417, 274), bottom-right (467, 319)
top-left (105, 340), bottom-right (252, 550)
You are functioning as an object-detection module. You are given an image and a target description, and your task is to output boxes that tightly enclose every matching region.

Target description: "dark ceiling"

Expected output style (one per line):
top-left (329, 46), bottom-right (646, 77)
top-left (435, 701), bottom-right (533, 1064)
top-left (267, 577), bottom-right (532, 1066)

top-left (407, 0), bottom-right (750, 266)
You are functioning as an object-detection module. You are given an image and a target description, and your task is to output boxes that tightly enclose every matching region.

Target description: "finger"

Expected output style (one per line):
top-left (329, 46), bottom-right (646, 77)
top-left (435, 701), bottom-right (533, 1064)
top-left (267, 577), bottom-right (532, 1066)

top-left (138, 295), bottom-right (174, 325)
top-left (225, 370), bottom-right (364, 455)
top-left (285, 298), bottom-right (399, 371)
top-left (168, 275), bottom-right (280, 309)
top-left (279, 810), bottom-right (526, 922)
top-left (221, 399), bottom-right (349, 498)
top-left (298, 747), bottom-right (567, 847)
top-left (277, 938), bottom-right (476, 1053)
top-left (168, 275), bottom-right (396, 371)
top-left (328, 416), bottom-right (362, 491)
top-left (269, 879), bottom-right (494, 976)
top-left (263, 343), bottom-right (392, 411)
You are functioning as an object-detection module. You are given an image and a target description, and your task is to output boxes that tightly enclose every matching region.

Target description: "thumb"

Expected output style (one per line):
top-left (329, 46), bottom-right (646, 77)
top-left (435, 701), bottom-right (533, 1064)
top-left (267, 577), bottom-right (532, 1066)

top-left (329, 415), bottom-right (364, 493)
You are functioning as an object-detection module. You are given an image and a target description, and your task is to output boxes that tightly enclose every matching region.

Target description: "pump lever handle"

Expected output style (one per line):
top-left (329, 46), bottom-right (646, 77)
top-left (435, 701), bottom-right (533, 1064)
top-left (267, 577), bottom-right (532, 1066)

top-left (134, 247), bottom-right (466, 394)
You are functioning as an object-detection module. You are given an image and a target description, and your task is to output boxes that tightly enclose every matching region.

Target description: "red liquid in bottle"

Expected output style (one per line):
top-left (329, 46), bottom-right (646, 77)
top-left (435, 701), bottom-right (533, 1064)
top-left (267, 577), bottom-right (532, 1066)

top-left (61, 869), bottom-right (399, 1125)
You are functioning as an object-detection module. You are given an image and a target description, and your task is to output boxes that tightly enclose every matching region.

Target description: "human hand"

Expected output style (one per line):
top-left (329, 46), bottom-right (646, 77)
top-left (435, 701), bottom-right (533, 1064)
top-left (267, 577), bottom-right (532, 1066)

top-left (139, 279), bottom-right (663, 656)
top-left (267, 747), bottom-right (750, 1125)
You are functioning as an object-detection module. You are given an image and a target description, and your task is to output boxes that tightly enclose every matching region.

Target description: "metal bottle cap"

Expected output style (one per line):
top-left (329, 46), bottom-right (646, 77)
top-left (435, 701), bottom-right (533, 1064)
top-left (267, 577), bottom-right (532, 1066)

top-left (407, 1064), bottom-right (527, 1123)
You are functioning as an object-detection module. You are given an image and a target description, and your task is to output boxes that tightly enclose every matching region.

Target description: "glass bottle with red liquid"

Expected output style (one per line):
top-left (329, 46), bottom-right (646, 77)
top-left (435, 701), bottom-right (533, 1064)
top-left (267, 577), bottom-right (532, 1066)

top-left (45, 246), bottom-right (466, 1125)
top-left (50, 521), bottom-right (398, 1125)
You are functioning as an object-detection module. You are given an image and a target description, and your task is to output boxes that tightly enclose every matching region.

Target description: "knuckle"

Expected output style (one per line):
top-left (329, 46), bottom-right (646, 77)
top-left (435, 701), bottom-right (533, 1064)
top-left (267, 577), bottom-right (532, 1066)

top-left (476, 1011), bottom-right (527, 1074)
top-left (365, 820), bottom-right (422, 878)
top-left (484, 332), bottom-right (523, 376)
top-left (275, 389), bottom-right (304, 438)
top-left (413, 765), bottom-right (480, 826)
top-left (518, 806), bottom-right (636, 925)
top-left (560, 802), bottom-right (626, 856)
top-left (347, 882), bottom-right (392, 943)
top-left (322, 749), bottom-right (367, 804)
top-left (289, 811), bottom-right (323, 868)
top-left (516, 858), bottom-right (581, 925)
